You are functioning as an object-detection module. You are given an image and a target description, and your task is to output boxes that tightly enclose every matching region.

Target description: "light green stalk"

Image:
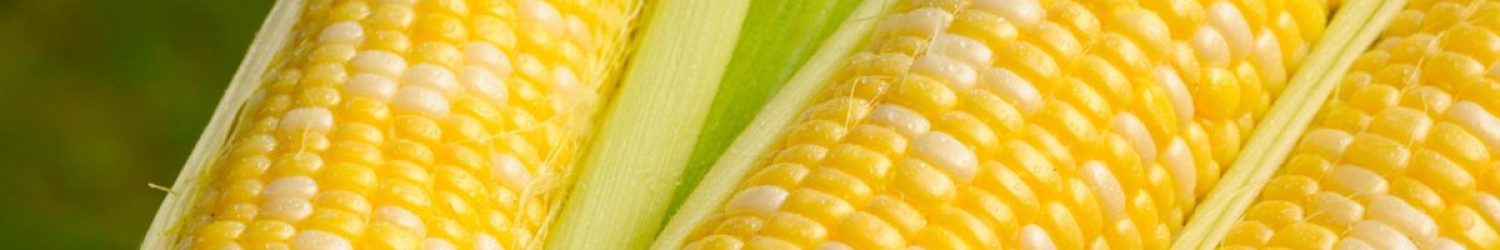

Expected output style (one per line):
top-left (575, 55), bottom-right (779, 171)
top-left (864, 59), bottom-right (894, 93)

top-left (545, 0), bottom-right (752, 248)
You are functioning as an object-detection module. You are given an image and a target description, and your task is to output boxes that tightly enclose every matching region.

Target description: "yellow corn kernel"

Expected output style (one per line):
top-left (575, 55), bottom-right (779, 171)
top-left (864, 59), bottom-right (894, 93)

top-left (1439, 205), bottom-right (1500, 249)
top-left (760, 212), bottom-right (829, 247)
top-left (976, 163), bottom-right (1044, 220)
top-left (1223, 221), bottom-right (1274, 247)
top-left (1305, 191), bottom-right (1364, 231)
top-left (781, 189), bottom-right (856, 226)
top-left (743, 163), bottom-right (810, 190)
top-left (1267, 223), bottom-right (1338, 249)
top-left (713, 215), bottom-right (765, 240)
top-left (930, 206), bottom-right (1002, 249)
top-left (959, 188), bottom-right (1021, 236)
top-left (893, 159), bottom-right (959, 207)
top-left (1244, 200), bottom-right (1305, 229)
top-left (864, 195), bottom-right (926, 237)
top-left (801, 168), bottom-right (875, 205)
top-left (911, 226), bottom-right (972, 249)
top-left (823, 144), bottom-right (895, 190)
top-left (684, 235), bottom-right (744, 250)
top-left (1103, 219), bottom-right (1144, 249)
top-left (1260, 175), bottom-right (1319, 203)
top-left (243, 219), bottom-right (295, 242)
top-left (833, 212), bottom-right (905, 249)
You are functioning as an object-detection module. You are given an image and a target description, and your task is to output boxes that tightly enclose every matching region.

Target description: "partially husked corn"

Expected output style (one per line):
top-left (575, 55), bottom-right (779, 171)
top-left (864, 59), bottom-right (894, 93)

top-left (683, 0), bottom-right (1324, 248)
top-left (175, 0), bottom-right (634, 249)
top-left (1224, 0), bottom-right (1500, 249)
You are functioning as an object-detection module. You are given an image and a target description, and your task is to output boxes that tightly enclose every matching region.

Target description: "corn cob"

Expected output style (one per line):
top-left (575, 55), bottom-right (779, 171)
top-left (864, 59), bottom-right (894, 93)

top-left (144, 0), bottom-right (636, 249)
top-left (1221, 0), bottom-right (1500, 249)
top-left (670, 0), bottom-right (1327, 248)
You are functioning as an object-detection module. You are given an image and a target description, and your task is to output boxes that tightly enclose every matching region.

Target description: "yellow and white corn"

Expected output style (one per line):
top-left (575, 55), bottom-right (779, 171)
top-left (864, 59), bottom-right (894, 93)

top-left (682, 0), bottom-right (1326, 249)
top-left (1224, 0), bottom-right (1500, 249)
top-left (164, 0), bottom-right (635, 249)
top-left (153, 0), bottom-right (1500, 248)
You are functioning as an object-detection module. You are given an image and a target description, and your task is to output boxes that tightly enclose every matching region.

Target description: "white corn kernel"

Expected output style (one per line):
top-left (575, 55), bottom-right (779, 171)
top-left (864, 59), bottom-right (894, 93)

top-left (1324, 165), bottom-right (1388, 196)
top-left (931, 34), bottom-right (993, 70)
top-left (1429, 238), bottom-right (1465, 250)
top-left (261, 198), bottom-right (314, 222)
top-left (489, 153), bottom-right (532, 191)
top-left (463, 42), bottom-right (512, 76)
top-left (374, 206), bottom-right (427, 237)
top-left (461, 66), bottom-right (508, 106)
top-left (476, 234), bottom-right (501, 250)
top-left (1368, 195), bottom-right (1438, 244)
top-left (869, 104), bottom-right (932, 138)
top-left (404, 64), bottom-right (460, 96)
top-left (1112, 113), bottom-right (1157, 163)
top-left (1446, 101), bottom-right (1500, 155)
top-left (1154, 66), bottom-right (1194, 127)
top-left (1206, 2), bottom-right (1253, 61)
top-left (424, 238), bottom-right (458, 250)
top-left (1019, 224), bottom-right (1058, 250)
top-left (817, 242), bottom-right (855, 250)
top-left (725, 186), bottom-right (790, 216)
top-left (1193, 26), bottom-right (1232, 67)
top-left (552, 67), bottom-right (584, 98)
top-left (1349, 221), bottom-right (1417, 250)
top-left (1080, 161), bottom-right (1127, 222)
top-left (319, 21), bottom-right (365, 45)
top-left (518, 0), bottom-right (566, 36)
top-left (265, 176), bottom-right (319, 200)
top-left (887, 8), bottom-right (954, 37)
top-left (1473, 194), bottom-right (1500, 230)
top-left (394, 86), bottom-right (451, 117)
top-left (352, 50), bottom-right (408, 77)
top-left (280, 107), bottom-right (335, 134)
top-left (1253, 29), bottom-right (1288, 87)
top-left (973, 0), bottom-right (1043, 29)
top-left (913, 131), bottom-right (979, 183)
top-left (1162, 138), bottom-right (1196, 201)
top-left (1307, 192), bottom-right (1364, 229)
top-left (345, 73), bottom-right (398, 101)
top-left (293, 230), bottom-right (353, 250)
top-left (982, 68), bottom-right (1042, 114)
top-left (914, 54), bottom-right (978, 90)
top-left (1335, 238), bottom-right (1376, 250)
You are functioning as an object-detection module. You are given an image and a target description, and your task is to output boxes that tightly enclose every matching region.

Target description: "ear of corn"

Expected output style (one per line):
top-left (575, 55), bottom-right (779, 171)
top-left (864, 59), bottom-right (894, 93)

top-left (1218, 0), bottom-right (1500, 249)
top-left (143, 0), bottom-right (638, 249)
top-left (659, 0), bottom-right (1329, 248)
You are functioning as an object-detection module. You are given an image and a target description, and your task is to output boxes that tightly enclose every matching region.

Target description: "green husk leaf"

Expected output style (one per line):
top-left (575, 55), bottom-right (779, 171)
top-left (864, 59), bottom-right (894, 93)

top-left (668, 0), bottom-right (862, 219)
top-left (543, 0), bottom-right (753, 248)
top-left (1174, 0), bottom-right (1408, 248)
top-left (651, 0), bottom-right (897, 248)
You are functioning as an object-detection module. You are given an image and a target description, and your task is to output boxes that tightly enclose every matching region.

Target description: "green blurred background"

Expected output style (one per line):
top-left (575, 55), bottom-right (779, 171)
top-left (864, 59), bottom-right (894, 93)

top-left (0, 0), bottom-right (273, 248)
